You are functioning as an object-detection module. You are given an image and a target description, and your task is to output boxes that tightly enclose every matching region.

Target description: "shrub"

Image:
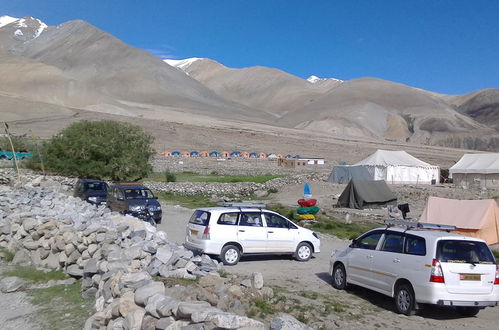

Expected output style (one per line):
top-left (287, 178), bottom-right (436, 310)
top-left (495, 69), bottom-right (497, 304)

top-left (164, 170), bottom-right (177, 182)
top-left (28, 120), bottom-right (154, 181)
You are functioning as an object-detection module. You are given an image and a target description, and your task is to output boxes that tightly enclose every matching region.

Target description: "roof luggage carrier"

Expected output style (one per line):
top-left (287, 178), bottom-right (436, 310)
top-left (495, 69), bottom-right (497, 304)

top-left (384, 219), bottom-right (456, 232)
top-left (217, 202), bottom-right (267, 209)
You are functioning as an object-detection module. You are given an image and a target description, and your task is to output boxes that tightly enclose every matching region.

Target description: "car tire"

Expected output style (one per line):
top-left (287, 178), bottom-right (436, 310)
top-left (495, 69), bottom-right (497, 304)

top-left (455, 307), bottom-right (480, 317)
top-left (220, 245), bottom-right (241, 266)
top-left (332, 264), bottom-right (348, 290)
top-left (294, 242), bottom-right (312, 262)
top-left (394, 284), bottom-right (416, 316)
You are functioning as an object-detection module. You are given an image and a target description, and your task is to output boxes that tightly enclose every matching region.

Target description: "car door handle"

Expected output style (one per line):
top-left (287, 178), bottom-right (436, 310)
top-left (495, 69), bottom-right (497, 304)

top-left (239, 230), bottom-right (245, 232)
top-left (393, 258), bottom-right (401, 263)
top-left (367, 255), bottom-right (374, 259)
top-left (268, 231), bottom-right (274, 233)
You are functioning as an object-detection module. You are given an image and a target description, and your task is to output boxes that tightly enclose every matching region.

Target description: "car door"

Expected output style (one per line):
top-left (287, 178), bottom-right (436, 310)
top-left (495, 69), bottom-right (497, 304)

top-left (346, 230), bottom-right (384, 287)
top-left (262, 212), bottom-right (296, 253)
top-left (370, 231), bottom-right (406, 294)
top-left (237, 212), bottom-right (267, 253)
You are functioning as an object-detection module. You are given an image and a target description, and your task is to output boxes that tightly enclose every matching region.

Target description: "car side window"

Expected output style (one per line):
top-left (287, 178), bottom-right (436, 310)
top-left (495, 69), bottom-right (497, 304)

top-left (356, 231), bottom-right (383, 250)
top-left (380, 232), bottom-right (404, 253)
top-left (217, 212), bottom-right (239, 225)
top-left (405, 235), bottom-right (426, 256)
top-left (239, 212), bottom-right (263, 227)
top-left (264, 213), bottom-right (292, 228)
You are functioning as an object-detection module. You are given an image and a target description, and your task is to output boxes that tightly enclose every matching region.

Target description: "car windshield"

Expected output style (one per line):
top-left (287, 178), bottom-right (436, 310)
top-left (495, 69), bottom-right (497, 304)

top-left (123, 188), bottom-right (154, 199)
top-left (85, 182), bottom-right (106, 191)
top-left (437, 240), bottom-right (495, 264)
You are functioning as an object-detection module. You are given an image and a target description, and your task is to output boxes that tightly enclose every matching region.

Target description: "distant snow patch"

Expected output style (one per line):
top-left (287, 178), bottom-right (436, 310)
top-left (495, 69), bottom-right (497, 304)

top-left (16, 18), bottom-right (27, 28)
top-left (34, 18), bottom-right (47, 38)
top-left (14, 29), bottom-right (23, 36)
top-left (307, 75), bottom-right (343, 84)
top-left (0, 15), bottom-right (18, 28)
top-left (164, 58), bottom-right (202, 71)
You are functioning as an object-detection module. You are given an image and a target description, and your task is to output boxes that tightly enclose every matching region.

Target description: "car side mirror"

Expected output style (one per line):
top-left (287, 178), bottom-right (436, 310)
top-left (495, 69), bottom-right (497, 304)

top-left (349, 239), bottom-right (357, 248)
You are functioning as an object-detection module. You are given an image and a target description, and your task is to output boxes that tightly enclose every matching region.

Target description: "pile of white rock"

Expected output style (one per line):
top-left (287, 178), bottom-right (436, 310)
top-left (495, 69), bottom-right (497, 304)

top-left (0, 175), bottom-right (310, 329)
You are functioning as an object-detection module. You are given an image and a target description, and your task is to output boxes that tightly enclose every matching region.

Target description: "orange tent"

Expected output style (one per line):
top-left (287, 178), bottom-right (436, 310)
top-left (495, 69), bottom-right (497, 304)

top-left (181, 151), bottom-right (190, 158)
top-left (419, 197), bottom-right (499, 245)
top-left (161, 151), bottom-right (171, 157)
top-left (222, 151), bottom-right (230, 158)
top-left (240, 152), bottom-right (250, 158)
top-left (258, 152), bottom-right (267, 159)
top-left (200, 151), bottom-right (209, 157)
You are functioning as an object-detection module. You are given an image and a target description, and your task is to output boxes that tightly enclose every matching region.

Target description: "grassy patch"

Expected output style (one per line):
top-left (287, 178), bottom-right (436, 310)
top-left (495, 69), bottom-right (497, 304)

top-left (266, 203), bottom-right (297, 220)
top-left (0, 247), bottom-right (15, 262)
top-left (309, 220), bottom-right (379, 240)
top-left (3, 266), bottom-right (68, 283)
top-left (157, 192), bottom-right (218, 208)
top-left (28, 281), bottom-right (93, 330)
top-left (249, 299), bottom-right (278, 318)
top-left (297, 290), bottom-right (319, 300)
top-left (147, 172), bottom-right (283, 183)
top-left (158, 276), bottom-right (199, 287)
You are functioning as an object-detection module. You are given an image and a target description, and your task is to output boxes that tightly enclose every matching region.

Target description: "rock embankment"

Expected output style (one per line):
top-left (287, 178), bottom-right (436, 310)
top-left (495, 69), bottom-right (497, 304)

top-left (0, 174), bottom-right (310, 329)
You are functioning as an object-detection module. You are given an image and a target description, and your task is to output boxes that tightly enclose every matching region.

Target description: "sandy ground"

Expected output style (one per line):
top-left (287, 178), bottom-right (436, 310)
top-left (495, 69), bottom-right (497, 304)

top-left (158, 193), bottom-right (499, 329)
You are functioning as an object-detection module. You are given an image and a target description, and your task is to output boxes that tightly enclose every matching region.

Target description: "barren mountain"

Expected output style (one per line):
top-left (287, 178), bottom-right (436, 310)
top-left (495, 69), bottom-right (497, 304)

top-left (445, 89), bottom-right (499, 131)
top-left (165, 58), bottom-right (342, 118)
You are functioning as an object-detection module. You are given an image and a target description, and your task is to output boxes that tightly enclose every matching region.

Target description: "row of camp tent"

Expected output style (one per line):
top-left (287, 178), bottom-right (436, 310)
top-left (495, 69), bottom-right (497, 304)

top-left (160, 151), bottom-right (301, 159)
top-left (337, 180), bottom-right (499, 245)
top-left (329, 149), bottom-right (499, 188)
top-left (0, 151), bottom-right (33, 160)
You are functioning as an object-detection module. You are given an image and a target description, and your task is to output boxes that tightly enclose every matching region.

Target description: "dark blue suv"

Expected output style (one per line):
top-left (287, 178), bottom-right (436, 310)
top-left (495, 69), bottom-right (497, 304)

top-left (106, 183), bottom-right (162, 224)
top-left (73, 179), bottom-right (109, 205)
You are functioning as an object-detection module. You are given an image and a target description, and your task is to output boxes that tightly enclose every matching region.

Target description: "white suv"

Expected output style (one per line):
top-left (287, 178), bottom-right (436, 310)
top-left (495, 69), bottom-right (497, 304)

top-left (184, 203), bottom-right (320, 265)
top-left (330, 220), bottom-right (499, 316)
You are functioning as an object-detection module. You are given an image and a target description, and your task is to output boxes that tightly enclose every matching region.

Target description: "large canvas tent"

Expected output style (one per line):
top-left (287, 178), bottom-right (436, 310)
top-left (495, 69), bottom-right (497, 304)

top-left (419, 197), bottom-right (499, 245)
top-left (449, 153), bottom-right (499, 188)
top-left (329, 150), bottom-right (440, 184)
top-left (337, 180), bottom-right (397, 209)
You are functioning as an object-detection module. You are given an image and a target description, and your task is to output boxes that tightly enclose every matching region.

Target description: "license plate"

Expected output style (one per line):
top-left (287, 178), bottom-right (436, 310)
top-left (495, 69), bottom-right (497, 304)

top-left (190, 230), bottom-right (198, 236)
top-left (460, 274), bottom-right (481, 281)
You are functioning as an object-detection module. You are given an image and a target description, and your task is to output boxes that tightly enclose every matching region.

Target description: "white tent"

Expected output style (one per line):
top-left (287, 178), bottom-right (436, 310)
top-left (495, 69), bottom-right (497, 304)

top-left (449, 153), bottom-right (499, 188)
top-left (329, 150), bottom-right (440, 184)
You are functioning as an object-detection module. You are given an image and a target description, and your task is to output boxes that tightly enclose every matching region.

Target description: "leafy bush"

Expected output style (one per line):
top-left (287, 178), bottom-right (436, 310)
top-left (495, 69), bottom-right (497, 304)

top-left (28, 120), bottom-right (154, 181)
top-left (164, 170), bottom-right (177, 182)
top-left (0, 136), bottom-right (37, 152)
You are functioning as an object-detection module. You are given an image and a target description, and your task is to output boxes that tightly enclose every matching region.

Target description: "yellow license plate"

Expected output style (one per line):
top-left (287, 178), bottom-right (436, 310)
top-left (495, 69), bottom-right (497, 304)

top-left (190, 230), bottom-right (198, 236)
top-left (460, 274), bottom-right (481, 281)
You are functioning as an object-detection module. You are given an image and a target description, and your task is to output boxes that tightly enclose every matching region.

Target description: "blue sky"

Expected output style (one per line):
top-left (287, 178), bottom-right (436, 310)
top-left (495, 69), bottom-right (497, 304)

top-left (1, 0), bottom-right (498, 94)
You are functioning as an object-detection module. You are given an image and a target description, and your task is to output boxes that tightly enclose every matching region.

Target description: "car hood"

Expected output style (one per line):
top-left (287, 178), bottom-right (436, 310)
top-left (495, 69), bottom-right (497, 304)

top-left (84, 191), bottom-right (107, 198)
top-left (127, 199), bottom-right (161, 208)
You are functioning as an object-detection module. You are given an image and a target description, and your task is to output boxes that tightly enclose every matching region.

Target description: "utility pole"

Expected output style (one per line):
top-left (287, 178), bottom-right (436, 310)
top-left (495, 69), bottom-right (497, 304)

top-left (3, 122), bottom-right (21, 181)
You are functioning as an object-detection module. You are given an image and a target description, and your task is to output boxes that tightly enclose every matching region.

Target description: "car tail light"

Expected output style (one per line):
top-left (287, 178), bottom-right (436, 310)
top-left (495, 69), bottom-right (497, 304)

top-left (430, 258), bottom-right (445, 283)
top-left (202, 226), bottom-right (210, 240)
top-left (494, 265), bottom-right (499, 285)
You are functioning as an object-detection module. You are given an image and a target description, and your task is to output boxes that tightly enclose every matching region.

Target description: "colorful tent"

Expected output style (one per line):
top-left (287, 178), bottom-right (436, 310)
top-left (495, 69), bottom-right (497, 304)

top-left (171, 151), bottom-right (181, 157)
top-left (330, 150), bottom-right (440, 184)
top-left (419, 197), bottom-right (499, 245)
top-left (249, 152), bottom-right (258, 158)
top-left (210, 151), bottom-right (220, 157)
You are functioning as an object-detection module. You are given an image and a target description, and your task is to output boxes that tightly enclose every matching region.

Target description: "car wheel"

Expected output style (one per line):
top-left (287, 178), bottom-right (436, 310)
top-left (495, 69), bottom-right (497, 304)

top-left (455, 307), bottom-right (480, 317)
top-left (394, 284), bottom-right (416, 316)
top-left (294, 242), bottom-right (312, 262)
top-left (332, 264), bottom-right (348, 290)
top-left (220, 245), bottom-right (241, 266)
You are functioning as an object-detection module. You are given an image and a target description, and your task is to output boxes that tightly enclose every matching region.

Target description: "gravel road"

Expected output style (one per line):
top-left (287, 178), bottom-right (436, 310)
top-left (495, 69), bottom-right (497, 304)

top-left (158, 201), bottom-right (498, 330)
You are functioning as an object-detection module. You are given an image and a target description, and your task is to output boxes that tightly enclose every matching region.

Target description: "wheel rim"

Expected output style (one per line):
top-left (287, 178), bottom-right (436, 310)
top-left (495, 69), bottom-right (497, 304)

top-left (298, 245), bottom-right (311, 259)
top-left (334, 267), bottom-right (344, 286)
top-left (397, 289), bottom-right (411, 312)
top-left (225, 248), bottom-right (239, 264)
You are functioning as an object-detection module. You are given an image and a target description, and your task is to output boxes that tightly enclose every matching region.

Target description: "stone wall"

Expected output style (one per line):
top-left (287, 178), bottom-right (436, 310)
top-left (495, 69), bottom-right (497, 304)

top-left (0, 174), bottom-right (310, 329)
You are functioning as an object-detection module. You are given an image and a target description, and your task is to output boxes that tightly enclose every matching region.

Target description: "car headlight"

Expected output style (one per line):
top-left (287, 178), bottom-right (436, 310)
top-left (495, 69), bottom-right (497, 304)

top-left (148, 205), bottom-right (161, 211)
top-left (87, 196), bottom-right (98, 202)
top-left (129, 205), bottom-right (144, 212)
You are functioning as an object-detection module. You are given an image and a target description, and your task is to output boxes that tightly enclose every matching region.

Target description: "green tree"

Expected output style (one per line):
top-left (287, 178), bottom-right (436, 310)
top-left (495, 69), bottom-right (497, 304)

top-left (30, 120), bottom-right (154, 180)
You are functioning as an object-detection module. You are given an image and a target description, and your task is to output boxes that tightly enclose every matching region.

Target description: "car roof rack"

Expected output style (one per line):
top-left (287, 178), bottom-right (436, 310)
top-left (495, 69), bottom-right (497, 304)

top-left (217, 202), bottom-right (267, 209)
top-left (384, 219), bottom-right (456, 232)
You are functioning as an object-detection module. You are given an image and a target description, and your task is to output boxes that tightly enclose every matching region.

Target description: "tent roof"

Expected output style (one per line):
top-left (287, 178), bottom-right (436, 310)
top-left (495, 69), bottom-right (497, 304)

top-left (449, 153), bottom-right (499, 174)
top-left (354, 150), bottom-right (438, 168)
top-left (337, 180), bottom-right (397, 209)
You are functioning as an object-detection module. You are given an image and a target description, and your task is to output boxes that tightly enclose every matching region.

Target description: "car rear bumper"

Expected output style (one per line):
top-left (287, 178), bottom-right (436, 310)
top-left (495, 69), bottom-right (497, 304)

top-left (184, 238), bottom-right (223, 255)
top-left (437, 300), bottom-right (499, 307)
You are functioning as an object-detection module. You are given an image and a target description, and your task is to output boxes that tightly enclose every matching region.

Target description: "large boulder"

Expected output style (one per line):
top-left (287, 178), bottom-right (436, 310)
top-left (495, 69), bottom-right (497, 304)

top-left (270, 313), bottom-right (314, 330)
top-left (0, 276), bottom-right (26, 293)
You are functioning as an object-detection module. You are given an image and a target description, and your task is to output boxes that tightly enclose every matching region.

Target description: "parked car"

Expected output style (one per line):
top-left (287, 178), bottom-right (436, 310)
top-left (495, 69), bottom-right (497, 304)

top-left (184, 202), bottom-right (320, 265)
top-left (73, 178), bottom-right (109, 205)
top-left (106, 183), bottom-right (162, 224)
top-left (330, 220), bottom-right (499, 316)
